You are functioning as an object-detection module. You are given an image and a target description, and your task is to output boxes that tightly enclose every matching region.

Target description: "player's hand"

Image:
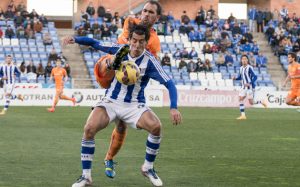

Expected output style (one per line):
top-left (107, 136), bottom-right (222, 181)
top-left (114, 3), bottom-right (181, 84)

top-left (232, 76), bottom-right (236, 80)
top-left (244, 83), bottom-right (251, 87)
top-left (112, 45), bottom-right (130, 70)
top-left (170, 109), bottom-right (182, 125)
top-left (282, 82), bottom-right (286, 87)
top-left (2, 77), bottom-right (7, 80)
top-left (63, 36), bottom-right (75, 46)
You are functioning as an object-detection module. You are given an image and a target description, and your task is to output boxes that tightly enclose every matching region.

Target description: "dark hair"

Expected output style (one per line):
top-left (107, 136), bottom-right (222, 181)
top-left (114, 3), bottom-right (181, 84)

top-left (146, 0), bottom-right (162, 16)
top-left (129, 24), bottom-right (150, 42)
top-left (288, 52), bottom-right (297, 61)
top-left (241, 54), bottom-right (249, 61)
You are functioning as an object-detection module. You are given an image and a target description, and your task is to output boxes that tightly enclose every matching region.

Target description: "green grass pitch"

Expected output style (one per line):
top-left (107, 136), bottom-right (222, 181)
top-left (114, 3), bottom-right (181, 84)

top-left (0, 106), bottom-right (300, 187)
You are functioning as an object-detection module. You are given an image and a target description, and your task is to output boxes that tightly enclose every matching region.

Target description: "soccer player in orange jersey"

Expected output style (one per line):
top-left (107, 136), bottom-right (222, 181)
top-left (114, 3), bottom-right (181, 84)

top-left (283, 52), bottom-right (300, 106)
top-left (117, 10), bottom-right (161, 56)
top-left (47, 59), bottom-right (76, 112)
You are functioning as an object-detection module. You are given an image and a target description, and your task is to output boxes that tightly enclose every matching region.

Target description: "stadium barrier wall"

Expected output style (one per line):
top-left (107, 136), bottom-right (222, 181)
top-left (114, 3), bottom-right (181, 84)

top-left (0, 89), bottom-right (163, 107)
top-left (163, 89), bottom-right (294, 108)
top-left (0, 88), bottom-right (294, 108)
top-left (254, 91), bottom-right (295, 108)
top-left (163, 90), bottom-right (241, 107)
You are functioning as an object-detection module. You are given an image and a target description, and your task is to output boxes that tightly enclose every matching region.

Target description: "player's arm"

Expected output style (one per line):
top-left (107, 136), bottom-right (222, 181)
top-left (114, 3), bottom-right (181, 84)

top-left (63, 35), bottom-right (121, 54)
top-left (118, 17), bottom-right (140, 44)
top-left (14, 66), bottom-right (21, 77)
top-left (117, 17), bottom-right (131, 44)
top-left (0, 66), bottom-right (7, 80)
top-left (0, 66), bottom-right (3, 81)
top-left (65, 36), bottom-right (129, 70)
top-left (49, 69), bottom-right (54, 82)
top-left (283, 73), bottom-right (291, 87)
top-left (75, 36), bottom-right (121, 54)
top-left (249, 67), bottom-right (257, 88)
top-left (232, 72), bottom-right (241, 80)
top-left (63, 69), bottom-right (68, 82)
top-left (147, 58), bottom-right (182, 125)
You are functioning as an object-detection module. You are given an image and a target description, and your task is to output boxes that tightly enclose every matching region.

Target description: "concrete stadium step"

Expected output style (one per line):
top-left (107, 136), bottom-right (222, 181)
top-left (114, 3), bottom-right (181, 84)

top-left (252, 32), bottom-right (286, 88)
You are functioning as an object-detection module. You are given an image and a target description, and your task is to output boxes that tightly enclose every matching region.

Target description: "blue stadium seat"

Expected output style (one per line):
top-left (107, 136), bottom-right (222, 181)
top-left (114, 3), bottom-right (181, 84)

top-left (175, 79), bottom-right (184, 85)
top-left (192, 80), bottom-right (201, 86)
top-left (184, 80), bottom-right (192, 85)
top-left (222, 72), bottom-right (231, 79)
top-left (233, 80), bottom-right (241, 86)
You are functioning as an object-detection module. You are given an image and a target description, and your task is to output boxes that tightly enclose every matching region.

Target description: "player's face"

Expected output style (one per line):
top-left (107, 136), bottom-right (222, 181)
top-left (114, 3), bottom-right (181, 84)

top-left (287, 54), bottom-right (295, 64)
top-left (6, 56), bottom-right (12, 64)
top-left (241, 56), bottom-right (248, 66)
top-left (56, 60), bottom-right (62, 67)
top-left (129, 33), bottom-right (147, 57)
top-left (140, 3), bottom-right (159, 27)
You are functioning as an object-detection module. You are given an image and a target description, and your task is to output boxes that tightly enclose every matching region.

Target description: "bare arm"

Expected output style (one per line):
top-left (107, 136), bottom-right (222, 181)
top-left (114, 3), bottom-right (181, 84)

top-left (282, 74), bottom-right (291, 87)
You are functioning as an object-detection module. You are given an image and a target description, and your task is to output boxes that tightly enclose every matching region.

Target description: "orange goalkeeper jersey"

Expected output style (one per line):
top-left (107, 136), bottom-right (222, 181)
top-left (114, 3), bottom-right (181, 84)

top-left (117, 17), bottom-right (160, 57)
top-left (288, 63), bottom-right (300, 89)
top-left (51, 67), bottom-right (67, 87)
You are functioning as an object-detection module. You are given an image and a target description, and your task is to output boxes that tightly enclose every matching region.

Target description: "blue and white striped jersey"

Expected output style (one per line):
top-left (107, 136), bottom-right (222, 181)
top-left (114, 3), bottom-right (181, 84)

top-left (0, 64), bottom-right (20, 85)
top-left (236, 65), bottom-right (257, 89)
top-left (75, 36), bottom-right (178, 109)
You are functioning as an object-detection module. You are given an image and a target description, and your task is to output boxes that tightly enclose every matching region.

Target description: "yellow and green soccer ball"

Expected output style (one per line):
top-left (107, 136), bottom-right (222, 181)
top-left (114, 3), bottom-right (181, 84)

top-left (116, 61), bottom-right (140, 85)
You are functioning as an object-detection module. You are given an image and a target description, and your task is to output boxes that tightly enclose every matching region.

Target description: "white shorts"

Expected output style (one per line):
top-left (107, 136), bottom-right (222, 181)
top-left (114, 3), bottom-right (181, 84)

top-left (239, 88), bottom-right (254, 99)
top-left (95, 98), bottom-right (151, 129)
top-left (4, 84), bottom-right (14, 95)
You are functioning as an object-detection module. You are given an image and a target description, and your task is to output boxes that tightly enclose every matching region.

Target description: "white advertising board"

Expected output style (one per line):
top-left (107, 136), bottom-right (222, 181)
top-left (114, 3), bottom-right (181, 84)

top-left (0, 89), bottom-right (163, 107)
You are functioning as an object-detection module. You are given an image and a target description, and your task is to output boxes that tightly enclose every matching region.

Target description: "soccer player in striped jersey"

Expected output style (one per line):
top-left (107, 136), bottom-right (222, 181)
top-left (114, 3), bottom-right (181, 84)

top-left (92, 0), bottom-right (162, 179)
top-left (0, 55), bottom-right (23, 115)
top-left (233, 54), bottom-right (267, 120)
top-left (65, 24), bottom-right (182, 187)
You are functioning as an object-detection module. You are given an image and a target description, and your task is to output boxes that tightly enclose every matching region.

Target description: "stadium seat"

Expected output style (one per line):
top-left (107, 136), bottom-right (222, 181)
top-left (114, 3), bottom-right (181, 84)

top-left (162, 66), bottom-right (171, 73)
top-left (217, 79), bottom-right (225, 87)
top-left (173, 35), bottom-right (181, 43)
top-left (206, 72), bottom-right (214, 80)
top-left (191, 42), bottom-right (199, 48)
top-left (158, 35), bottom-right (165, 43)
top-left (192, 80), bottom-right (201, 86)
top-left (184, 80), bottom-right (192, 85)
top-left (198, 72), bottom-right (206, 80)
top-left (189, 72), bottom-right (198, 80)
top-left (200, 79), bottom-right (208, 87)
top-left (183, 41), bottom-right (192, 48)
top-left (165, 36), bottom-right (173, 43)
top-left (209, 80), bottom-right (217, 87)
top-left (225, 79), bottom-right (234, 87)
top-left (175, 43), bottom-right (183, 49)
top-left (2, 38), bottom-right (10, 46)
top-left (180, 34), bottom-right (189, 42)
top-left (11, 39), bottom-right (19, 46)
top-left (214, 72), bottom-right (222, 80)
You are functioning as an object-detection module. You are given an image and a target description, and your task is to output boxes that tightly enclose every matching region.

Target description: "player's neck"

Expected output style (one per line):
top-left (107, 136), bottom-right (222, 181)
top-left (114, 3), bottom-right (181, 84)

top-left (129, 49), bottom-right (145, 59)
top-left (291, 61), bottom-right (297, 65)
